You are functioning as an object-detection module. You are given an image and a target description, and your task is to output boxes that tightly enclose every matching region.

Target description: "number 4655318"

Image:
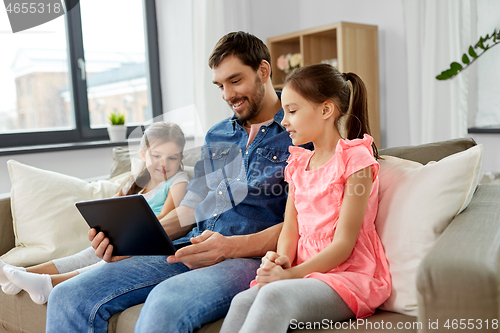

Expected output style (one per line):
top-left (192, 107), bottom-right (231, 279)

top-left (6, 3), bottom-right (62, 14)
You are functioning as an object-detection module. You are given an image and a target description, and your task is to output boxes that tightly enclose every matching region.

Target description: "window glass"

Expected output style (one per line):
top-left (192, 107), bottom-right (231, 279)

top-left (80, 0), bottom-right (149, 128)
top-left (0, 14), bottom-right (73, 133)
top-left (472, 0), bottom-right (500, 129)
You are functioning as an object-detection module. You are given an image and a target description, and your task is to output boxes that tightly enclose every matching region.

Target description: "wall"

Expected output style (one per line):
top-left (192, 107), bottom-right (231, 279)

top-left (227, 0), bottom-right (499, 174)
top-left (0, 148), bottom-right (115, 194)
top-left (241, 0), bottom-right (410, 150)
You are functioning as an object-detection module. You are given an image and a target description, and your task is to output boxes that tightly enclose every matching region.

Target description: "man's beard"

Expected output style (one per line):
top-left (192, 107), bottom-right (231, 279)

top-left (232, 75), bottom-right (265, 125)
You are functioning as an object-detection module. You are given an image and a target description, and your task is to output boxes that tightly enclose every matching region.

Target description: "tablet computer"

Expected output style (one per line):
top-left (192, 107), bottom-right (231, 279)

top-left (75, 195), bottom-right (177, 256)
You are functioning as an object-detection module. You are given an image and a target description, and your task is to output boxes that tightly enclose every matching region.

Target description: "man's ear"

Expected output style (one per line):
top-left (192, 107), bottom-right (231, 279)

top-left (259, 60), bottom-right (271, 83)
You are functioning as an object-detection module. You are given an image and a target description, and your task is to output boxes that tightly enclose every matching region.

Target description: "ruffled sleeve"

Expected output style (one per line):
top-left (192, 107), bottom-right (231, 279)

top-left (337, 134), bottom-right (379, 181)
top-left (285, 146), bottom-right (307, 202)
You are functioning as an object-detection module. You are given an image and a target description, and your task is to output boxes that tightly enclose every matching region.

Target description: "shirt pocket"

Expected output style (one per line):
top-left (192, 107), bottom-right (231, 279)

top-left (202, 145), bottom-right (231, 187)
top-left (248, 147), bottom-right (289, 189)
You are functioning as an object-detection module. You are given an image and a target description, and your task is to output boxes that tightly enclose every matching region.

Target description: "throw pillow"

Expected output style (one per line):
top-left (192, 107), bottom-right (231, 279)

top-left (1, 160), bottom-right (120, 267)
top-left (376, 144), bottom-right (482, 316)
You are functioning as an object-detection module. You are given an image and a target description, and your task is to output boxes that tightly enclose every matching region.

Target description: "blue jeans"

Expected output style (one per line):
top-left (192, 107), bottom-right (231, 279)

top-left (46, 256), bottom-right (260, 333)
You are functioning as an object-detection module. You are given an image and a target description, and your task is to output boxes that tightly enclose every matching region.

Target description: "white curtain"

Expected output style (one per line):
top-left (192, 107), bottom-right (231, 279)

top-left (403, 0), bottom-right (475, 145)
top-left (156, 0), bottom-right (231, 140)
top-left (156, 0), bottom-right (256, 141)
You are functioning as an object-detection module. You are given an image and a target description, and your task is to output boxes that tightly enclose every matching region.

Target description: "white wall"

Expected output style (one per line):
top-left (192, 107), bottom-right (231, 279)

top-left (245, 0), bottom-right (410, 150)
top-left (0, 148), bottom-right (114, 194)
top-left (469, 133), bottom-right (500, 176)
top-left (230, 0), bottom-right (499, 174)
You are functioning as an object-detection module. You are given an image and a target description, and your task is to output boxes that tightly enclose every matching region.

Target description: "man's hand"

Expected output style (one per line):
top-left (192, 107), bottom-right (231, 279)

top-left (166, 230), bottom-right (232, 269)
top-left (88, 228), bottom-right (130, 263)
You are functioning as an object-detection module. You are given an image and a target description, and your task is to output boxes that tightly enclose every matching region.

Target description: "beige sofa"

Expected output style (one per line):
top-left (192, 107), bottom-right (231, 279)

top-left (1, 137), bottom-right (500, 333)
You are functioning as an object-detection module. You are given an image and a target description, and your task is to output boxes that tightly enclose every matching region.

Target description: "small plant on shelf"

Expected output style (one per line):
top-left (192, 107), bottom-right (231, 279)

top-left (107, 110), bottom-right (127, 142)
top-left (108, 110), bottom-right (126, 125)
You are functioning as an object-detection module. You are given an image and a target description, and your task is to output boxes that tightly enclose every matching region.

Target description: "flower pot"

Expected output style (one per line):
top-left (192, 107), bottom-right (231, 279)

top-left (107, 125), bottom-right (127, 142)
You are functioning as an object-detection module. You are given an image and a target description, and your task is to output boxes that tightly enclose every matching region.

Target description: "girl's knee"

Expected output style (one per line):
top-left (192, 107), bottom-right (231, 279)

top-left (254, 283), bottom-right (289, 306)
top-left (230, 288), bottom-right (255, 310)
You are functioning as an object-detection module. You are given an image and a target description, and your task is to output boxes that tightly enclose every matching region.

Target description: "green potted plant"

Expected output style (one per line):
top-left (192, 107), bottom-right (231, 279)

top-left (107, 110), bottom-right (127, 142)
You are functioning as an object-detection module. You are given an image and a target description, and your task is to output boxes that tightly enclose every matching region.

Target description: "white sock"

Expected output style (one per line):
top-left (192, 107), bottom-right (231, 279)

top-left (0, 259), bottom-right (24, 295)
top-left (3, 267), bottom-right (53, 305)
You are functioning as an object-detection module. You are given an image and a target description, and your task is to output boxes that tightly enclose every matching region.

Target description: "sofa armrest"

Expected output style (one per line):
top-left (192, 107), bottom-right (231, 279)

top-left (417, 184), bottom-right (500, 331)
top-left (0, 193), bottom-right (14, 257)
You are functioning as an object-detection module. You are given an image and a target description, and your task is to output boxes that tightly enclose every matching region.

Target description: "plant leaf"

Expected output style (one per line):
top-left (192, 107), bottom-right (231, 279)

top-left (462, 53), bottom-right (470, 64)
top-left (468, 46), bottom-right (477, 59)
top-left (450, 62), bottom-right (463, 72)
top-left (478, 39), bottom-right (485, 50)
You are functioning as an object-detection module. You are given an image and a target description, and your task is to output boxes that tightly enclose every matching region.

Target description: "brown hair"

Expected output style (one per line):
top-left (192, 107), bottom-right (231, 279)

top-left (125, 122), bottom-right (186, 195)
top-left (208, 31), bottom-right (272, 77)
top-left (283, 63), bottom-right (379, 159)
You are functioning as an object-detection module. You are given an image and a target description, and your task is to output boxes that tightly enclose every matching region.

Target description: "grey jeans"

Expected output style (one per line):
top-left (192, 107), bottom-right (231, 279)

top-left (220, 278), bottom-right (355, 333)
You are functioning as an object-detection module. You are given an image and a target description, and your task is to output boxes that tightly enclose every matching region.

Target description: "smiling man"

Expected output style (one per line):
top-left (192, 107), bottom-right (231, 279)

top-left (46, 31), bottom-right (295, 333)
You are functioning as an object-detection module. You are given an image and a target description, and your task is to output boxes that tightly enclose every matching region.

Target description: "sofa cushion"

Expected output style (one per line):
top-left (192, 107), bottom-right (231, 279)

top-left (378, 137), bottom-right (477, 165)
top-left (375, 144), bottom-right (482, 316)
top-left (1, 160), bottom-right (120, 267)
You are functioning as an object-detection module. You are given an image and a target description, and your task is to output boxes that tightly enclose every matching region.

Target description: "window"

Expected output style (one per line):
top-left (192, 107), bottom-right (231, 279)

top-left (467, 0), bottom-right (500, 133)
top-left (0, 0), bottom-right (162, 149)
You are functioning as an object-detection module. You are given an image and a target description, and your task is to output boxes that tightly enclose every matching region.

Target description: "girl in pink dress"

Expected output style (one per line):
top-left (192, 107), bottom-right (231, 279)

top-left (220, 64), bottom-right (391, 333)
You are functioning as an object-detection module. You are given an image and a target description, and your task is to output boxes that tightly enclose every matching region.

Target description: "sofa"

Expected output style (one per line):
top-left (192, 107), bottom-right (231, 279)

top-left (1, 137), bottom-right (499, 333)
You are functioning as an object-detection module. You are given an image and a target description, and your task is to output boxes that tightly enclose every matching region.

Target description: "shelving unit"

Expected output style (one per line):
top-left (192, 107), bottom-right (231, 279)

top-left (268, 22), bottom-right (380, 146)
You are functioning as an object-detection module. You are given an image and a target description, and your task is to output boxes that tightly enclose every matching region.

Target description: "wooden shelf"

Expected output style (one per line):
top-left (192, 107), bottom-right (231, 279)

top-left (268, 22), bottom-right (380, 147)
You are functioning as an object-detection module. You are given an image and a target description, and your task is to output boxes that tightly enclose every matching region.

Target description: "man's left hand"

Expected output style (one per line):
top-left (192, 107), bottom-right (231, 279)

top-left (166, 230), bottom-right (231, 269)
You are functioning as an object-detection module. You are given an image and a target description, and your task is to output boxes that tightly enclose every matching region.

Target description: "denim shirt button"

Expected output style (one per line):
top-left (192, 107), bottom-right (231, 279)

top-left (261, 129), bottom-right (265, 132)
top-left (213, 213), bottom-right (217, 217)
top-left (273, 156), bottom-right (277, 160)
top-left (239, 149), bottom-right (242, 153)
top-left (218, 191), bottom-right (223, 195)
top-left (245, 151), bottom-right (249, 155)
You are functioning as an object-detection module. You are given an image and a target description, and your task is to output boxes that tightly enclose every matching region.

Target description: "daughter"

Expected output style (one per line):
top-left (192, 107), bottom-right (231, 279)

top-left (0, 122), bottom-right (189, 305)
top-left (220, 64), bottom-right (391, 332)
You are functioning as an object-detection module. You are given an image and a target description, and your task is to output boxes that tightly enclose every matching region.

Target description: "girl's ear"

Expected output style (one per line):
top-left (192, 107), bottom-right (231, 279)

top-left (140, 149), bottom-right (147, 162)
top-left (321, 100), bottom-right (337, 120)
top-left (259, 60), bottom-right (271, 83)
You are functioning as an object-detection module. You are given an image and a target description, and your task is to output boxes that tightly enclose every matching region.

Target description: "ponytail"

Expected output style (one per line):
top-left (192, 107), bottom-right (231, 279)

top-left (342, 72), bottom-right (379, 159)
top-left (284, 64), bottom-right (379, 159)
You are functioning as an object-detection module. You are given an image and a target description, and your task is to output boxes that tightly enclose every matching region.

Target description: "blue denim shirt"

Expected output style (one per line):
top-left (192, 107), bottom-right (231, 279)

top-left (175, 92), bottom-right (301, 246)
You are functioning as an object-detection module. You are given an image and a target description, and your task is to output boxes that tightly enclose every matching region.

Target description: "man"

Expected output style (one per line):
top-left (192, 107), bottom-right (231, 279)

top-left (46, 31), bottom-right (296, 332)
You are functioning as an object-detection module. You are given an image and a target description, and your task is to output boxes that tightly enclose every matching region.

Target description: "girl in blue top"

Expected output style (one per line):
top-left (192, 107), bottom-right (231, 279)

top-left (0, 122), bottom-right (189, 304)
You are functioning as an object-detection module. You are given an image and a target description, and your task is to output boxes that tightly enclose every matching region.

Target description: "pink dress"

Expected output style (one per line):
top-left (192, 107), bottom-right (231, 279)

top-left (286, 134), bottom-right (390, 319)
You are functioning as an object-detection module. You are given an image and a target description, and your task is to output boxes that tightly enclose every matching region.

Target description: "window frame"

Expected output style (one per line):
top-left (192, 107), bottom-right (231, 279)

top-left (0, 0), bottom-right (162, 150)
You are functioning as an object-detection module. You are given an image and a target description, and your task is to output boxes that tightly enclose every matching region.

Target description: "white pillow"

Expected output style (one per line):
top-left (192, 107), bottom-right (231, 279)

top-left (1, 160), bottom-right (120, 267)
top-left (375, 145), bottom-right (482, 316)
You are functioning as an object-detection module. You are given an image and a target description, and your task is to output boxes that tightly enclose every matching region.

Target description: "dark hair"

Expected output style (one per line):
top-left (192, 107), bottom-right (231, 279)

top-left (283, 64), bottom-right (379, 159)
top-left (209, 31), bottom-right (272, 77)
top-left (125, 122), bottom-right (186, 196)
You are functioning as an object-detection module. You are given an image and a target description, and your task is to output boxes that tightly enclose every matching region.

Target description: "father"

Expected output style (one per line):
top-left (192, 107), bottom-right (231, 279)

top-left (46, 31), bottom-right (297, 332)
